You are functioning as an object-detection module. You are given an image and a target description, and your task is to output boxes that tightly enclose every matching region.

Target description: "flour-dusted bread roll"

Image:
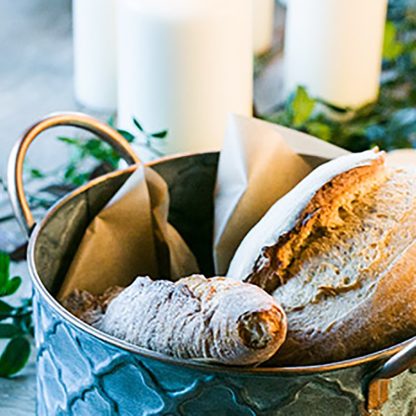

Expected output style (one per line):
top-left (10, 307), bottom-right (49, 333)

top-left (63, 275), bottom-right (287, 366)
top-left (62, 286), bottom-right (123, 326)
top-left (229, 149), bottom-right (416, 365)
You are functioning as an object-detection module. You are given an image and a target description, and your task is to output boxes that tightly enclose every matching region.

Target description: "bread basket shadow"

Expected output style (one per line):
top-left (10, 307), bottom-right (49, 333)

top-left (7, 113), bottom-right (416, 416)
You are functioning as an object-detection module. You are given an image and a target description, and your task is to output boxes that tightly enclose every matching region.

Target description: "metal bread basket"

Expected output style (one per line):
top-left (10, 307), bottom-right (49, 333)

top-left (7, 113), bottom-right (416, 416)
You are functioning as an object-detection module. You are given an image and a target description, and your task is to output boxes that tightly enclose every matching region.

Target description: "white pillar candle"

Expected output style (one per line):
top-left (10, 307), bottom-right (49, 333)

top-left (73, 0), bottom-right (117, 110)
top-left (284, 0), bottom-right (388, 109)
top-left (117, 0), bottom-right (253, 154)
top-left (253, 0), bottom-right (275, 55)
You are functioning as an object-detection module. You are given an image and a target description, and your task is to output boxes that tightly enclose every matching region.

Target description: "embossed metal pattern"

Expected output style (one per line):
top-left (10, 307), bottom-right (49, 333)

top-left (35, 292), bottom-right (416, 416)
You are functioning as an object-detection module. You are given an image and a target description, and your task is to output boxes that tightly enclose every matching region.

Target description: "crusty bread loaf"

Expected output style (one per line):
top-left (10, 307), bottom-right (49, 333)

top-left (62, 286), bottom-right (123, 325)
top-left (63, 275), bottom-right (287, 366)
top-left (230, 150), bottom-right (416, 365)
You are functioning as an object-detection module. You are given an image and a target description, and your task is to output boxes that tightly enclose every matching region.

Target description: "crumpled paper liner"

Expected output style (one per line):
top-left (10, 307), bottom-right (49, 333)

top-left (213, 115), bottom-right (349, 275)
top-left (58, 164), bottom-right (199, 299)
top-left (60, 114), bottom-right (350, 298)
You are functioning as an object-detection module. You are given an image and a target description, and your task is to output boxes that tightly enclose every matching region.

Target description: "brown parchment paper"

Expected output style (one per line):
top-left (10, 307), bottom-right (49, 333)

top-left (213, 115), bottom-right (349, 275)
top-left (60, 114), bottom-right (352, 298)
top-left (58, 164), bottom-right (199, 299)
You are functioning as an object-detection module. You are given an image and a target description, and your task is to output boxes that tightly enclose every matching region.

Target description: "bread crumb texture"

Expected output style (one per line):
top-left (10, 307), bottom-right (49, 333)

top-left (248, 162), bottom-right (416, 365)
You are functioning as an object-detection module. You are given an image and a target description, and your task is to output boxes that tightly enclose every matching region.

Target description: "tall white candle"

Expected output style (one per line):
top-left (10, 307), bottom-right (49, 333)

top-left (284, 0), bottom-right (388, 109)
top-left (253, 0), bottom-right (275, 55)
top-left (73, 0), bottom-right (117, 110)
top-left (117, 0), bottom-right (253, 154)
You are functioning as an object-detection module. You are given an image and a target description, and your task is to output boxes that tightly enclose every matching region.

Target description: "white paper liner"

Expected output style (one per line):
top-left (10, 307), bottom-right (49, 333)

top-left (213, 115), bottom-right (349, 275)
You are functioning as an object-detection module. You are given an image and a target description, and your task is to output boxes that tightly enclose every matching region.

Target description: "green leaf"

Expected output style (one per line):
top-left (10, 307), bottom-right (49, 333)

top-left (70, 173), bottom-right (91, 187)
top-left (57, 136), bottom-right (82, 146)
top-left (83, 139), bottom-right (102, 153)
top-left (13, 313), bottom-right (33, 337)
top-left (0, 324), bottom-right (21, 339)
top-left (0, 253), bottom-right (9, 289)
top-left (29, 168), bottom-right (45, 179)
top-left (290, 86), bottom-right (316, 127)
top-left (64, 164), bottom-right (77, 180)
top-left (0, 277), bottom-right (22, 297)
top-left (305, 121), bottom-right (332, 141)
top-left (0, 337), bottom-right (31, 377)
top-left (265, 111), bottom-right (292, 127)
top-left (21, 298), bottom-right (32, 308)
top-left (117, 129), bottom-right (136, 143)
top-left (132, 118), bottom-right (144, 132)
top-left (151, 130), bottom-right (168, 139)
top-left (107, 114), bottom-right (116, 127)
top-left (0, 300), bottom-right (13, 320)
top-left (383, 22), bottom-right (404, 61)
top-left (82, 140), bottom-right (118, 164)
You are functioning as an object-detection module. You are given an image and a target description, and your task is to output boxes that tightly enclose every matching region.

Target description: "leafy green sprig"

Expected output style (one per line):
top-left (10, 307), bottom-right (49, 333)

top-left (0, 118), bottom-right (168, 247)
top-left (131, 118), bottom-right (168, 153)
top-left (0, 253), bottom-right (32, 378)
top-left (263, 3), bottom-right (416, 152)
top-left (29, 117), bottom-right (167, 188)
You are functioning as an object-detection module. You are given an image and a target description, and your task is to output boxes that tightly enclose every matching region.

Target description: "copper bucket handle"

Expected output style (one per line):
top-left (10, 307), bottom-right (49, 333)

top-left (366, 338), bottom-right (416, 411)
top-left (7, 112), bottom-right (140, 236)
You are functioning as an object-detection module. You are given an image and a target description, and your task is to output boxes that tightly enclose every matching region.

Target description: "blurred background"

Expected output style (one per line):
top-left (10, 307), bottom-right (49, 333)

top-left (0, 0), bottom-right (284, 176)
top-left (0, 0), bottom-right (72, 175)
top-left (1, 0), bottom-right (415, 178)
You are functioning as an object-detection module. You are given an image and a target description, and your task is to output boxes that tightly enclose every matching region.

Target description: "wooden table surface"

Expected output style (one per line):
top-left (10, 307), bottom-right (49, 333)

top-left (0, 1), bottom-right (285, 414)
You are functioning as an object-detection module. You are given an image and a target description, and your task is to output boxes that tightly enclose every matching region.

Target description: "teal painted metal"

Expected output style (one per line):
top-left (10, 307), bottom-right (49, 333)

top-left (34, 291), bottom-right (416, 416)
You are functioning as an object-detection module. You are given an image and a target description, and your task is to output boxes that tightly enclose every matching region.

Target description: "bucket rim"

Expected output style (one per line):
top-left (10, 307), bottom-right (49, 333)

top-left (27, 155), bottom-right (416, 377)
